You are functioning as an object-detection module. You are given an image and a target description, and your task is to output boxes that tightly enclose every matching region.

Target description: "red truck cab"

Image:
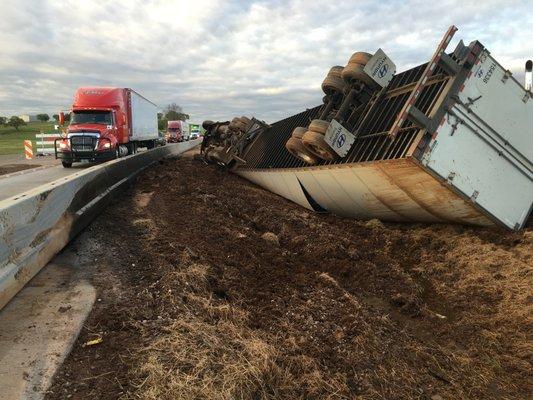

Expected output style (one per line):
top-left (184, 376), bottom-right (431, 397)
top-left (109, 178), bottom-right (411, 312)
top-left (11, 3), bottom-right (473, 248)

top-left (166, 120), bottom-right (183, 143)
top-left (56, 87), bottom-right (158, 168)
top-left (165, 120), bottom-right (190, 143)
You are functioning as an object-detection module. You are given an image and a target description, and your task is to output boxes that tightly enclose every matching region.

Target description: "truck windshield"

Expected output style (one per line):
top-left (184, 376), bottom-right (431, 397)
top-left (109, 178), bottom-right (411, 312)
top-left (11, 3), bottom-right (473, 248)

top-left (71, 110), bottom-right (113, 125)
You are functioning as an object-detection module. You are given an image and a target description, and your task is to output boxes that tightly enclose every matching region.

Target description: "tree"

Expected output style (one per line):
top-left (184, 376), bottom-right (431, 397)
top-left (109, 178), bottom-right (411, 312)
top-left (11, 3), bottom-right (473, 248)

top-left (0, 116), bottom-right (6, 126)
top-left (158, 117), bottom-right (167, 131)
top-left (164, 103), bottom-right (189, 121)
top-left (36, 113), bottom-right (50, 122)
top-left (53, 114), bottom-right (59, 121)
top-left (8, 116), bottom-right (26, 130)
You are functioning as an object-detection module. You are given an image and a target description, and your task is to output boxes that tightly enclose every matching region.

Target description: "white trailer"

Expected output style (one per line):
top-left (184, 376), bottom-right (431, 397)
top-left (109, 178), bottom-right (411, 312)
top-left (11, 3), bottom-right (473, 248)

top-left (234, 26), bottom-right (533, 230)
top-left (129, 89), bottom-right (159, 141)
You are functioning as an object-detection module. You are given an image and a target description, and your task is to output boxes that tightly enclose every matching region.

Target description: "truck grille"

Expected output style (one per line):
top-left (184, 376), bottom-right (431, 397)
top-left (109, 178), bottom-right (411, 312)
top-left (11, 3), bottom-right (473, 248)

top-left (70, 136), bottom-right (97, 152)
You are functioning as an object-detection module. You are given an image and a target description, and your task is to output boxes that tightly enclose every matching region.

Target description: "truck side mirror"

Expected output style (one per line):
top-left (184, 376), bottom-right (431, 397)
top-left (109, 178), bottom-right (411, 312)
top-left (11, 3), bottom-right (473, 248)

top-left (59, 112), bottom-right (65, 125)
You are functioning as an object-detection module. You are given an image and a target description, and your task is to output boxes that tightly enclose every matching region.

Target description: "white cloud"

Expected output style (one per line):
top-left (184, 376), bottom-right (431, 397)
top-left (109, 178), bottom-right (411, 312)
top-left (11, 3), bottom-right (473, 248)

top-left (0, 0), bottom-right (531, 123)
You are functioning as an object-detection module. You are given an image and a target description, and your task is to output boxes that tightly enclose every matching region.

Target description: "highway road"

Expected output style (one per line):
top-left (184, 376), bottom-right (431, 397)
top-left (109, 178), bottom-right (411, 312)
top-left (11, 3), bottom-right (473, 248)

top-left (0, 164), bottom-right (91, 202)
top-left (0, 145), bottom-right (159, 202)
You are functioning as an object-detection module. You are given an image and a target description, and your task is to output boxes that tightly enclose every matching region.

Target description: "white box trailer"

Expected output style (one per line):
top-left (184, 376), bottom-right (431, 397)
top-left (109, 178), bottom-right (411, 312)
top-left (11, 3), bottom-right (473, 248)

top-left (129, 89), bottom-right (159, 141)
top-left (235, 26), bottom-right (533, 230)
top-left (420, 49), bottom-right (533, 229)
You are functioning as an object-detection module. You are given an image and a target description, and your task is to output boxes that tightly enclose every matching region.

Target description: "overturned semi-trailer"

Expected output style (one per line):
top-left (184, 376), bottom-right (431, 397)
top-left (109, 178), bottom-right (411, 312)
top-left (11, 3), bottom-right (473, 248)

top-left (218, 27), bottom-right (533, 229)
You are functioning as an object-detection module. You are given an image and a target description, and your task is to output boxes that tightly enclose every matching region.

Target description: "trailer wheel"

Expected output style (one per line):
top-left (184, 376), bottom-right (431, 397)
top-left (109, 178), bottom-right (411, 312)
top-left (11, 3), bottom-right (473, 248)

top-left (308, 119), bottom-right (330, 135)
top-left (285, 137), bottom-right (319, 165)
top-left (218, 124), bottom-right (229, 134)
top-left (342, 63), bottom-right (377, 88)
top-left (302, 130), bottom-right (336, 161)
top-left (230, 120), bottom-right (247, 132)
top-left (229, 118), bottom-right (243, 131)
top-left (62, 161), bottom-right (72, 168)
top-left (347, 52), bottom-right (372, 66)
top-left (202, 120), bottom-right (215, 130)
top-left (322, 66), bottom-right (345, 95)
top-left (146, 140), bottom-right (155, 150)
top-left (291, 126), bottom-right (307, 139)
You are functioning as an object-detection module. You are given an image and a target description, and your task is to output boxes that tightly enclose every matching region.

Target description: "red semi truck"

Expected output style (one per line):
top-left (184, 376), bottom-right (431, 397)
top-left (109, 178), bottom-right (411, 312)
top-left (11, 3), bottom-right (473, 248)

top-left (56, 87), bottom-right (159, 168)
top-left (165, 120), bottom-right (189, 143)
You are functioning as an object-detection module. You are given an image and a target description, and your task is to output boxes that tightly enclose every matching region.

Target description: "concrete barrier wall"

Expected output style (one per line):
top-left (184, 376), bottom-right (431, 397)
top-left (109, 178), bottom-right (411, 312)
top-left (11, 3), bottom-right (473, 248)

top-left (0, 140), bottom-right (199, 310)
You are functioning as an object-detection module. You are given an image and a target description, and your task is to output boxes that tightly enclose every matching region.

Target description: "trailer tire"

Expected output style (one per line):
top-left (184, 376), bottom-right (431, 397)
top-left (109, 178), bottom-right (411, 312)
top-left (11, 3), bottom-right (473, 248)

top-left (285, 137), bottom-right (319, 165)
top-left (347, 52), bottom-right (372, 66)
top-left (342, 63), bottom-right (377, 88)
top-left (322, 66), bottom-right (345, 95)
top-left (291, 126), bottom-right (307, 139)
top-left (308, 119), bottom-right (330, 134)
top-left (230, 120), bottom-right (246, 132)
top-left (229, 118), bottom-right (244, 131)
top-left (322, 75), bottom-right (345, 95)
top-left (302, 130), bottom-right (336, 161)
top-left (218, 124), bottom-right (229, 134)
top-left (62, 161), bottom-right (72, 168)
top-left (202, 120), bottom-right (215, 130)
top-left (147, 141), bottom-right (155, 150)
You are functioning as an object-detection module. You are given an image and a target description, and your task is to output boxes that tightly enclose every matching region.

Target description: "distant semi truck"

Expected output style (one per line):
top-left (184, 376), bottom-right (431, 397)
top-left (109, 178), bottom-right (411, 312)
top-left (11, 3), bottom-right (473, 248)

top-left (55, 87), bottom-right (159, 168)
top-left (189, 124), bottom-right (201, 139)
top-left (166, 120), bottom-right (189, 142)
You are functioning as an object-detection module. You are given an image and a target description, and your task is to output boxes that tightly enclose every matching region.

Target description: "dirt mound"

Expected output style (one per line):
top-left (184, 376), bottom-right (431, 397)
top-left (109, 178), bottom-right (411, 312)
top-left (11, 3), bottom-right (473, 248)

top-left (0, 163), bottom-right (40, 176)
top-left (47, 155), bottom-right (532, 399)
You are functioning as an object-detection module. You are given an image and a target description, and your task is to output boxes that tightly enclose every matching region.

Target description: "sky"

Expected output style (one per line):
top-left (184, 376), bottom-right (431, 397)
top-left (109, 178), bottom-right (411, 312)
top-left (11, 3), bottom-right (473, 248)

top-left (0, 0), bottom-right (532, 123)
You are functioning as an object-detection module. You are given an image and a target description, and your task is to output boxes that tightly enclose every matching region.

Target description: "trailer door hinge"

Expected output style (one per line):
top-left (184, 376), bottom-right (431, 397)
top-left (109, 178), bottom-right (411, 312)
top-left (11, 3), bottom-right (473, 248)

top-left (522, 92), bottom-right (531, 103)
top-left (501, 70), bottom-right (512, 83)
top-left (470, 190), bottom-right (479, 202)
top-left (438, 52), bottom-right (461, 76)
top-left (446, 113), bottom-right (463, 136)
top-left (447, 172), bottom-right (455, 182)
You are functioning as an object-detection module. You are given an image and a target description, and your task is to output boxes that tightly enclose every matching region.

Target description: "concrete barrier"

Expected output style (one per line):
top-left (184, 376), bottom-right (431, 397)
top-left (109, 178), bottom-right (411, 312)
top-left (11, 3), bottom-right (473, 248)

top-left (0, 140), bottom-right (200, 310)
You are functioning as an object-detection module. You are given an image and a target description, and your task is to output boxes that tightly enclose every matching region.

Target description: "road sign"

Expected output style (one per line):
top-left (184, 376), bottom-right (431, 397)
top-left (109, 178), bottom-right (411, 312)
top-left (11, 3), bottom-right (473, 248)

top-left (24, 140), bottom-right (33, 159)
top-left (324, 119), bottom-right (355, 157)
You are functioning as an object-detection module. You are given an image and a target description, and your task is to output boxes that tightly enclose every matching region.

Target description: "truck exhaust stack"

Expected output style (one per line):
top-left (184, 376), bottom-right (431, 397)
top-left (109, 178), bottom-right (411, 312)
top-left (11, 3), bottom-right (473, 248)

top-left (526, 60), bottom-right (532, 91)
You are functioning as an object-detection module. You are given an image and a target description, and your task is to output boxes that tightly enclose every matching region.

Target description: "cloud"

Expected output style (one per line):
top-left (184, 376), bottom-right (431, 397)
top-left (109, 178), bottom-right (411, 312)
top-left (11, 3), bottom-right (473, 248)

top-left (0, 0), bottom-right (531, 123)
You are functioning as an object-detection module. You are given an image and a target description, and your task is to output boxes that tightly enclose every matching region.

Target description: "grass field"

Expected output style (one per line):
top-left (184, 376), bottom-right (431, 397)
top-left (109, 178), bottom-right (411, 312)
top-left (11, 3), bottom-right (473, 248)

top-left (0, 121), bottom-right (59, 155)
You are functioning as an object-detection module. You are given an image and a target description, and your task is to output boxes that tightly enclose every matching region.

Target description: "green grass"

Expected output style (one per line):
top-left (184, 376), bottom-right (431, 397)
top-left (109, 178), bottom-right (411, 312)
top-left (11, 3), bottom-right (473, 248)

top-left (0, 121), bottom-right (60, 155)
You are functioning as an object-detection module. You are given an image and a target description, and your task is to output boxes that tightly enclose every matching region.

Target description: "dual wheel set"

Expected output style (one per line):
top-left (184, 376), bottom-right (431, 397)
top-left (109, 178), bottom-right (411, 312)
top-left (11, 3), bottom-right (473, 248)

top-left (204, 116), bottom-right (251, 137)
top-left (202, 116), bottom-right (252, 165)
top-left (285, 51), bottom-right (378, 165)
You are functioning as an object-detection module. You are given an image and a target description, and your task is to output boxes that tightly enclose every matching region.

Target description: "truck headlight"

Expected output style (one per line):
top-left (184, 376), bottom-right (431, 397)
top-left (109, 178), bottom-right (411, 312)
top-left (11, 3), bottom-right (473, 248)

top-left (102, 142), bottom-right (111, 149)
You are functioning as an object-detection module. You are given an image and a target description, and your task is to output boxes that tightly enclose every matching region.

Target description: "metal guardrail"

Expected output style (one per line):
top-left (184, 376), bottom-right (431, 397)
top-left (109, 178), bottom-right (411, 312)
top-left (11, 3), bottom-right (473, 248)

top-left (35, 133), bottom-right (61, 155)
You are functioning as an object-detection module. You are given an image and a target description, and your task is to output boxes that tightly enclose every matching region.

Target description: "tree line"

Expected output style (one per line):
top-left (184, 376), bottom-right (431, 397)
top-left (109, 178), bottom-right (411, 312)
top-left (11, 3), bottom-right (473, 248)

top-left (1, 103), bottom-right (188, 132)
top-left (0, 114), bottom-right (60, 131)
top-left (158, 103), bottom-right (189, 131)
